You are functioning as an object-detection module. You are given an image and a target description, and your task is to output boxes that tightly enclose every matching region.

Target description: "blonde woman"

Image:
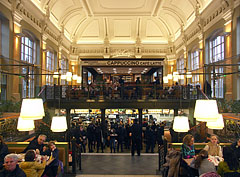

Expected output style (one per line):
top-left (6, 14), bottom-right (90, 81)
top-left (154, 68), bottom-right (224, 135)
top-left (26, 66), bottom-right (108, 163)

top-left (204, 135), bottom-right (222, 157)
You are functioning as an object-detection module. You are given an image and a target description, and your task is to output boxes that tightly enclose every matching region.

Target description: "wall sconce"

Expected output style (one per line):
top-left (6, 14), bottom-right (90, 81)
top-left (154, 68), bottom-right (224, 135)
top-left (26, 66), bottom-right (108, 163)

top-left (61, 74), bottom-right (66, 80)
top-left (163, 76), bottom-right (168, 84)
top-left (20, 98), bottom-right (45, 120)
top-left (51, 116), bottom-right (67, 132)
top-left (72, 74), bottom-right (78, 80)
top-left (66, 72), bottom-right (72, 82)
top-left (77, 76), bottom-right (82, 84)
top-left (17, 117), bottom-right (35, 131)
top-left (167, 74), bottom-right (173, 80)
top-left (186, 72), bottom-right (192, 78)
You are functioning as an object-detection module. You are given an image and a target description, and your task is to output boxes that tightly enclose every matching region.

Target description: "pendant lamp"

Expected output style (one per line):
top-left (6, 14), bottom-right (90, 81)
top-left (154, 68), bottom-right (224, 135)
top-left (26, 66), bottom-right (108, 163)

top-left (163, 76), bottom-right (168, 84)
top-left (51, 116), bottom-right (67, 132)
top-left (173, 116), bottom-right (190, 132)
top-left (17, 117), bottom-right (35, 131)
top-left (206, 114), bottom-right (224, 129)
top-left (20, 98), bottom-right (45, 120)
top-left (194, 100), bottom-right (219, 122)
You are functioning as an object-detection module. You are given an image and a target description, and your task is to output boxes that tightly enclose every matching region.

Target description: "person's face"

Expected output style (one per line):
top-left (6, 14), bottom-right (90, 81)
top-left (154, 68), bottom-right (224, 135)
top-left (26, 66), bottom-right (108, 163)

top-left (237, 139), bottom-right (240, 147)
top-left (37, 136), bottom-right (46, 145)
top-left (189, 138), bottom-right (194, 146)
top-left (50, 143), bottom-right (56, 151)
top-left (211, 136), bottom-right (218, 144)
top-left (4, 157), bottom-right (17, 171)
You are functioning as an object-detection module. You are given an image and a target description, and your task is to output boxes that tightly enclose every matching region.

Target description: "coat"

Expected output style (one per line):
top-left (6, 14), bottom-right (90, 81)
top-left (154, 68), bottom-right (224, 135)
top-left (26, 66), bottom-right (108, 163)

top-left (163, 149), bottom-right (181, 177)
top-left (19, 161), bottom-right (46, 177)
top-left (23, 139), bottom-right (45, 155)
top-left (0, 164), bottom-right (26, 177)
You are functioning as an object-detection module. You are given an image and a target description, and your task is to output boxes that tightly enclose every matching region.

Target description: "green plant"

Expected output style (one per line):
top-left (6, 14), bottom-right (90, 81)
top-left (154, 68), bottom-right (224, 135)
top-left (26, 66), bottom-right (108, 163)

top-left (217, 99), bottom-right (231, 113)
top-left (229, 100), bottom-right (240, 114)
top-left (0, 99), bottom-right (21, 113)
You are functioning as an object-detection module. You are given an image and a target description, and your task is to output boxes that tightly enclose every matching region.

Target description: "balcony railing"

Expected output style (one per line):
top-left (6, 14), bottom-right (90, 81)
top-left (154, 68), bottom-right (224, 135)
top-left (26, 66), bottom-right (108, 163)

top-left (40, 83), bottom-right (206, 101)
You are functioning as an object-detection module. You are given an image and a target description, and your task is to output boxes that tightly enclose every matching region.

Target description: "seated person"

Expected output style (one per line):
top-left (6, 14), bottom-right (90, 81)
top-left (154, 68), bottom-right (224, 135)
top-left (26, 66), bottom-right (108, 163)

top-left (190, 150), bottom-right (216, 176)
top-left (203, 134), bottom-right (222, 157)
top-left (19, 150), bottom-right (47, 177)
top-left (217, 147), bottom-right (240, 176)
top-left (23, 134), bottom-right (46, 155)
top-left (42, 141), bottom-right (59, 177)
top-left (0, 135), bottom-right (9, 170)
top-left (181, 134), bottom-right (195, 159)
top-left (231, 138), bottom-right (240, 161)
top-left (0, 153), bottom-right (26, 177)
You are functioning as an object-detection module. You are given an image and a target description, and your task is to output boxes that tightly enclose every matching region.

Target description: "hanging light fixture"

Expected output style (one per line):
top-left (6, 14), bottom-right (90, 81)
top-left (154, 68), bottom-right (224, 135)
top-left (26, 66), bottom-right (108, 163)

top-left (77, 76), bottom-right (82, 84)
top-left (72, 74), bottom-right (78, 80)
top-left (61, 74), bottom-right (66, 80)
top-left (66, 72), bottom-right (72, 82)
top-left (180, 75), bottom-right (185, 80)
top-left (206, 114), bottom-right (224, 129)
top-left (20, 98), bottom-right (45, 120)
top-left (17, 117), bottom-right (35, 131)
top-left (51, 116), bottom-right (67, 132)
top-left (194, 100), bottom-right (219, 122)
top-left (173, 116), bottom-right (190, 132)
top-left (53, 72), bottom-right (59, 79)
top-left (186, 72), bottom-right (192, 78)
top-left (167, 74), bottom-right (173, 80)
top-left (163, 76), bottom-right (168, 83)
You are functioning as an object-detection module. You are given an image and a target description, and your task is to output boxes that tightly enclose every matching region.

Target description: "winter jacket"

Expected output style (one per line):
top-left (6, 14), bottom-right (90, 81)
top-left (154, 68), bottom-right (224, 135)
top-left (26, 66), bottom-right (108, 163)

top-left (19, 161), bottom-right (46, 177)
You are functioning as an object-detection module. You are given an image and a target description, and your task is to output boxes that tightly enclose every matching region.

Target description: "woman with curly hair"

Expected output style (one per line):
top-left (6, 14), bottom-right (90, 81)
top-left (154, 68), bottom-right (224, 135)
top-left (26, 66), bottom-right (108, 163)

top-left (181, 134), bottom-right (195, 159)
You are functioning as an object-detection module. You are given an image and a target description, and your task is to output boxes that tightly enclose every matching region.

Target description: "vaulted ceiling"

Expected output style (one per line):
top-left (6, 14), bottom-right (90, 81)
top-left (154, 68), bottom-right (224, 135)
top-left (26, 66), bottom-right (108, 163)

top-left (31, 0), bottom-right (212, 45)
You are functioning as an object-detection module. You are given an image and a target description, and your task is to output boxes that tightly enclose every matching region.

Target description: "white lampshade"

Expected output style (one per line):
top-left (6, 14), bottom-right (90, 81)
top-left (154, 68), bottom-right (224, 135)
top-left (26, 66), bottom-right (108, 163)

top-left (163, 76), bottom-right (168, 84)
top-left (51, 116), bottom-right (67, 132)
top-left (207, 114), bottom-right (224, 129)
top-left (186, 72), bottom-right (192, 78)
top-left (53, 72), bottom-right (59, 79)
top-left (61, 74), bottom-right (66, 80)
top-left (180, 75), bottom-right (185, 80)
top-left (17, 117), bottom-right (35, 131)
top-left (20, 98), bottom-right (45, 120)
top-left (77, 76), bottom-right (82, 84)
top-left (167, 74), bottom-right (173, 80)
top-left (173, 71), bottom-right (179, 76)
top-left (173, 116), bottom-right (190, 132)
top-left (173, 75), bottom-right (179, 82)
top-left (66, 72), bottom-right (72, 81)
top-left (194, 100), bottom-right (219, 122)
top-left (72, 74), bottom-right (78, 80)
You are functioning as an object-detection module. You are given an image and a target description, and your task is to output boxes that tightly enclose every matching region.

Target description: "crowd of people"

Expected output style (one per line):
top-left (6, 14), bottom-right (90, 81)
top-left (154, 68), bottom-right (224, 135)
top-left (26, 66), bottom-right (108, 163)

top-left (71, 120), bottom-right (165, 155)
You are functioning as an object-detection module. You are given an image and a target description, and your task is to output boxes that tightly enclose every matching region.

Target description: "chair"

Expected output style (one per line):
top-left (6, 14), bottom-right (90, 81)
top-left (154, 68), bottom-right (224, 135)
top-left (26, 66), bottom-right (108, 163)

top-left (223, 172), bottom-right (240, 177)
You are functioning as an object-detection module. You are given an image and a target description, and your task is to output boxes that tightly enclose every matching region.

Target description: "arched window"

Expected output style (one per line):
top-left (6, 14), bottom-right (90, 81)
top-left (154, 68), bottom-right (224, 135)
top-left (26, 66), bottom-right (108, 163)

top-left (46, 49), bottom-right (55, 85)
top-left (208, 30), bottom-right (225, 98)
top-left (20, 31), bottom-right (36, 98)
top-left (177, 55), bottom-right (184, 85)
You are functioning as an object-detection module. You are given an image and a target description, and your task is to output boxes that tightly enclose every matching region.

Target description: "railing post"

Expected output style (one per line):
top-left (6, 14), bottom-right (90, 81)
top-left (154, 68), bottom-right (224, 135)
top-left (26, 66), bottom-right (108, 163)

top-left (71, 137), bottom-right (76, 174)
top-left (79, 144), bottom-right (82, 171)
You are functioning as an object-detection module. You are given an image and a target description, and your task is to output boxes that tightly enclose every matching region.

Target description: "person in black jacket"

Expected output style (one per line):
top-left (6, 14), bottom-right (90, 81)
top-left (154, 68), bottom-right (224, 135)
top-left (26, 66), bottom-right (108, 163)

top-left (0, 136), bottom-right (8, 170)
top-left (42, 141), bottom-right (59, 177)
top-left (130, 119), bottom-right (142, 156)
top-left (23, 134), bottom-right (46, 155)
top-left (0, 154), bottom-right (26, 177)
top-left (231, 138), bottom-right (240, 161)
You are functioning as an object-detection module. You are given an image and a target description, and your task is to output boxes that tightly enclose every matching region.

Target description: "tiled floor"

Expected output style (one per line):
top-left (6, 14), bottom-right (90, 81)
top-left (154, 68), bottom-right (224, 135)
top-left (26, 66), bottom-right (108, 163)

top-left (74, 153), bottom-right (160, 176)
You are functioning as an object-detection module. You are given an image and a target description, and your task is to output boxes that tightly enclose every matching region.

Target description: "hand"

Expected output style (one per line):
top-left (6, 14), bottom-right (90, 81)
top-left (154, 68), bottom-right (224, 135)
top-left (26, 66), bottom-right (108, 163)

top-left (36, 149), bottom-right (40, 155)
top-left (43, 146), bottom-right (47, 152)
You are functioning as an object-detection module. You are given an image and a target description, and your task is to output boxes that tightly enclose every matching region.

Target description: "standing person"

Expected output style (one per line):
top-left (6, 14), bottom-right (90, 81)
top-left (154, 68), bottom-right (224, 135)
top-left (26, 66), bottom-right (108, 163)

top-left (75, 126), bottom-right (87, 153)
top-left (0, 154), bottom-right (26, 177)
top-left (116, 124), bottom-right (125, 152)
top-left (19, 150), bottom-right (47, 177)
top-left (42, 141), bottom-right (59, 177)
top-left (203, 80), bottom-right (212, 98)
top-left (190, 150), bottom-right (216, 176)
top-left (109, 127), bottom-right (117, 153)
top-left (0, 136), bottom-right (8, 170)
top-left (145, 125), bottom-right (154, 153)
top-left (181, 134), bottom-right (195, 159)
top-left (130, 119), bottom-right (142, 156)
top-left (231, 138), bottom-right (240, 161)
top-left (217, 147), bottom-right (240, 176)
top-left (23, 134), bottom-right (46, 155)
top-left (95, 123), bottom-right (104, 153)
top-left (136, 77), bottom-right (141, 98)
top-left (87, 123), bottom-right (95, 153)
top-left (156, 122), bottom-right (164, 146)
top-left (203, 134), bottom-right (222, 157)
top-left (119, 76), bottom-right (125, 99)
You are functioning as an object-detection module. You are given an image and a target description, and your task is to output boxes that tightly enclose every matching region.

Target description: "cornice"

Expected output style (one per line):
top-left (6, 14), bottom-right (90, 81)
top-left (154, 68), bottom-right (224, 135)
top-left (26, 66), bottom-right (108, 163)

top-left (0, 0), bottom-right (12, 10)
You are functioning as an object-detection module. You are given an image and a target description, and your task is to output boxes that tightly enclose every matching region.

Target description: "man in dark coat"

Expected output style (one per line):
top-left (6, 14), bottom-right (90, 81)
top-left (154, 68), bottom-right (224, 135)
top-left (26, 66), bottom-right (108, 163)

top-left (231, 138), bottom-right (240, 161)
top-left (0, 136), bottom-right (8, 170)
top-left (0, 154), bottom-right (26, 177)
top-left (130, 119), bottom-right (142, 156)
top-left (23, 134), bottom-right (46, 155)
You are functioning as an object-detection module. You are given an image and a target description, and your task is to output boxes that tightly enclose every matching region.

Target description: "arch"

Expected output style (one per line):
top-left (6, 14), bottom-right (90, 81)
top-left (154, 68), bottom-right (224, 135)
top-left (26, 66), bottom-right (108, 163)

top-left (58, 7), bottom-right (84, 25)
top-left (162, 7), bottom-right (186, 25)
